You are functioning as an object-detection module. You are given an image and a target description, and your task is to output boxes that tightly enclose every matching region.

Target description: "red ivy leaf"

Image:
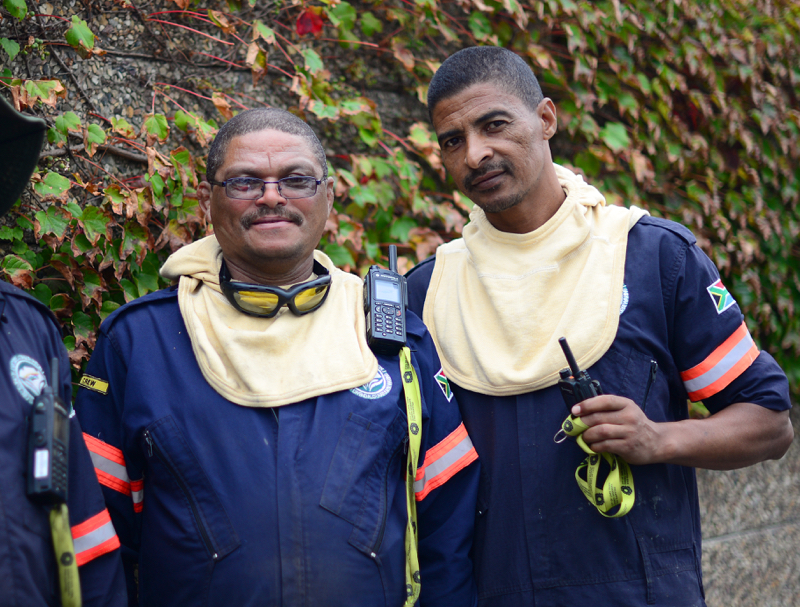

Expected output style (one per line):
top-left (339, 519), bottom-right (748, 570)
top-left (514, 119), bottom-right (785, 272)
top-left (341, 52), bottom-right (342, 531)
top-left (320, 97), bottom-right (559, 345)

top-left (296, 9), bottom-right (324, 37)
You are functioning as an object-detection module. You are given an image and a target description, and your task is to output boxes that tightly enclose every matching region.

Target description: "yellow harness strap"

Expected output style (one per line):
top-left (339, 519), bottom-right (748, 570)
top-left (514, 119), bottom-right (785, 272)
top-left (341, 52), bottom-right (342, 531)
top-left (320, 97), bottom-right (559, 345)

top-left (399, 347), bottom-right (422, 606)
top-left (559, 414), bottom-right (635, 518)
top-left (50, 503), bottom-right (82, 607)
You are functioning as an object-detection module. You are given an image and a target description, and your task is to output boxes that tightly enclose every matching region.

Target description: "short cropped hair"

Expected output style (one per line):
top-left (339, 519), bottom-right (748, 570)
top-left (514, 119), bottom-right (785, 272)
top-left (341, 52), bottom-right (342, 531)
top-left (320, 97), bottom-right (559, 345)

top-left (427, 46), bottom-right (544, 121)
top-left (206, 108), bottom-right (327, 182)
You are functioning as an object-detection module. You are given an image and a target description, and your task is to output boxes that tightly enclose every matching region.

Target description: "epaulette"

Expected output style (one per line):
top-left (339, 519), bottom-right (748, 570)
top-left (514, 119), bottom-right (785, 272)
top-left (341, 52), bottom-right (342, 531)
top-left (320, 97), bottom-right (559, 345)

top-left (634, 215), bottom-right (697, 246)
top-left (0, 279), bottom-right (61, 332)
top-left (99, 285), bottom-right (179, 331)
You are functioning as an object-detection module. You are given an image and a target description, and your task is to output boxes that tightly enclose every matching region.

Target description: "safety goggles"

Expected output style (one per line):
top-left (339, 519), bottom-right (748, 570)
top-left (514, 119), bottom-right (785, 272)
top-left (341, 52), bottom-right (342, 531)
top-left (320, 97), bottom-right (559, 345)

top-left (219, 259), bottom-right (332, 318)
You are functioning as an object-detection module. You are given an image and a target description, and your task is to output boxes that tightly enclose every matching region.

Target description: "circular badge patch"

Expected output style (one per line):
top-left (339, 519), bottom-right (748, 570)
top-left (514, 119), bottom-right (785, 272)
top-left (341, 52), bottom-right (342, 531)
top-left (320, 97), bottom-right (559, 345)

top-left (10, 354), bottom-right (47, 404)
top-left (619, 284), bottom-right (629, 315)
top-left (350, 365), bottom-right (392, 400)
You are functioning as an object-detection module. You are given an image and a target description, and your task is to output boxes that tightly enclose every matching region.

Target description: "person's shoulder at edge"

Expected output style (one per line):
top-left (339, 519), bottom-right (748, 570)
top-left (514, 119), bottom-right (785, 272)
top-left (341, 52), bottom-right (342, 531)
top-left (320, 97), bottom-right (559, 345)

top-left (97, 284), bottom-right (180, 334)
top-left (631, 214), bottom-right (696, 246)
top-left (405, 256), bottom-right (436, 318)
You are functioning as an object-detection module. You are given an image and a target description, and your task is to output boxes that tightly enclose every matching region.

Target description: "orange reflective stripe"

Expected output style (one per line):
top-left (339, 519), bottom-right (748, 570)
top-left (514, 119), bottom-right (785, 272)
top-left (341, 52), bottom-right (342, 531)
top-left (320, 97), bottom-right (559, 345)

top-left (83, 433), bottom-right (144, 510)
top-left (71, 509), bottom-right (120, 566)
top-left (131, 479), bottom-right (144, 513)
top-left (681, 322), bottom-right (759, 401)
top-left (414, 423), bottom-right (478, 501)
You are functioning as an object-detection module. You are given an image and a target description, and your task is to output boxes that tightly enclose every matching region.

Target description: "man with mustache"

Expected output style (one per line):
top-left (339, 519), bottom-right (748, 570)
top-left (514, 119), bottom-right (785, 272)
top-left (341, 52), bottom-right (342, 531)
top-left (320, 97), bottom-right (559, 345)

top-left (75, 108), bottom-right (479, 606)
top-left (406, 46), bottom-right (793, 606)
top-left (0, 96), bottom-right (126, 606)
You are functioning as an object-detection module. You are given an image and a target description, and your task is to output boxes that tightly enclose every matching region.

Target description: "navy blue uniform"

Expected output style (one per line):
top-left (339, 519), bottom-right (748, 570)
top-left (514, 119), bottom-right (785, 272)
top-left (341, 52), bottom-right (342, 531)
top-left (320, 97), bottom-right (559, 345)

top-left (0, 281), bottom-right (126, 607)
top-left (406, 216), bottom-right (790, 607)
top-left (75, 286), bottom-right (479, 607)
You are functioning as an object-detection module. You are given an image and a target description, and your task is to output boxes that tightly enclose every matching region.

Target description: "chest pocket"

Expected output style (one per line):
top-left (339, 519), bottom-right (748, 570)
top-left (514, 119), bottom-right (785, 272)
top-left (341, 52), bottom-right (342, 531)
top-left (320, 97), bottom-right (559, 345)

top-left (320, 410), bottom-right (407, 556)
top-left (590, 343), bottom-right (659, 412)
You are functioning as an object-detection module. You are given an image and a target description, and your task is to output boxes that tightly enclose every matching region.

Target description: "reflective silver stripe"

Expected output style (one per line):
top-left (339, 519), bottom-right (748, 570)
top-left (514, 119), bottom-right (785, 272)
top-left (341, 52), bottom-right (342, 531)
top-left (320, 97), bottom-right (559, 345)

top-left (414, 434), bottom-right (475, 495)
top-left (73, 520), bottom-right (117, 556)
top-left (89, 451), bottom-right (130, 484)
top-left (131, 488), bottom-right (143, 505)
top-left (683, 331), bottom-right (754, 394)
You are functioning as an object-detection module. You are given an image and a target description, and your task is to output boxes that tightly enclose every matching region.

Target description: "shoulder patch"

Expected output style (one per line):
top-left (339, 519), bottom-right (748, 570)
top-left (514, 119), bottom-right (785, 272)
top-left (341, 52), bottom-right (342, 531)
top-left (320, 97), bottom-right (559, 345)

top-left (79, 374), bottom-right (109, 395)
top-left (350, 365), bottom-right (393, 400)
top-left (707, 279), bottom-right (736, 314)
top-left (434, 367), bottom-right (453, 402)
top-left (9, 354), bottom-right (46, 404)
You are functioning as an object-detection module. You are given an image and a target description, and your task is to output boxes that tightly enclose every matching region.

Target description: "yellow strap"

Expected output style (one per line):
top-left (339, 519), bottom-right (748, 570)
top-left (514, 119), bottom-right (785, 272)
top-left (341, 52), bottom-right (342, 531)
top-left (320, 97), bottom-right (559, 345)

top-left (50, 503), bottom-right (82, 607)
top-left (559, 414), bottom-right (635, 518)
top-left (400, 347), bottom-right (422, 606)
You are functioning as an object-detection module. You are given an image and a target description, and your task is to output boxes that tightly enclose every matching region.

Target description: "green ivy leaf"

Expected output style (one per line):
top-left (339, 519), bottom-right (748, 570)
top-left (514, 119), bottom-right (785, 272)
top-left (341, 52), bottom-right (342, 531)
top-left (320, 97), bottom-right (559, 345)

top-left (253, 20), bottom-right (276, 44)
top-left (389, 216), bottom-right (417, 242)
top-left (65, 200), bottom-right (83, 218)
top-left (3, 0), bottom-right (27, 20)
top-left (2, 254), bottom-right (33, 273)
top-left (468, 12), bottom-right (493, 41)
top-left (111, 117), bottom-right (137, 139)
top-left (174, 110), bottom-right (193, 132)
top-left (86, 123), bottom-right (106, 145)
top-left (72, 311), bottom-right (94, 342)
top-left (56, 111), bottom-right (82, 135)
top-left (34, 206), bottom-right (69, 239)
top-left (98, 300), bottom-right (121, 321)
top-left (301, 48), bottom-right (324, 74)
top-left (323, 242), bottom-right (355, 267)
top-left (119, 278), bottom-right (138, 303)
top-left (79, 206), bottom-right (110, 245)
top-left (32, 283), bottom-right (53, 306)
top-left (327, 1), bottom-right (356, 30)
top-left (47, 127), bottom-right (66, 146)
top-left (144, 114), bottom-right (169, 144)
top-left (360, 12), bottom-right (383, 36)
top-left (0, 225), bottom-right (23, 241)
top-left (599, 122), bottom-right (631, 152)
top-left (64, 16), bottom-right (95, 56)
top-left (0, 37), bottom-right (20, 61)
top-left (34, 172), bottom-right (71, 199)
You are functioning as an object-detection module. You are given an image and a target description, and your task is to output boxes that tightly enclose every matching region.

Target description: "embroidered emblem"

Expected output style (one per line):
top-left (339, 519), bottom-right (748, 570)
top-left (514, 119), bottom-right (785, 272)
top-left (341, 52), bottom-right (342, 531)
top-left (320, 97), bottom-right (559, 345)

top-left (10, 354), bottom-right (47, 404)
top-left (619, 284), bottom-right (629, 315)
top-left (707, 279), bottom-right (736, 314)
top-left (79, 374), bottom-right (109, 395)
top-left (351, 365), bottom-right (392, 400)
top-left (434, 367), bottom-right (453, 402)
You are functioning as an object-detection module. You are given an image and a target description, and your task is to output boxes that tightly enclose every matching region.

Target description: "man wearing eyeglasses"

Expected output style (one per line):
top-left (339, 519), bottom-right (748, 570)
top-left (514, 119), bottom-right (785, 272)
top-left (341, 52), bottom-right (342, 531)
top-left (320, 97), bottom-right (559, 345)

top-left (405, 47), bottom-right (793, 606)
top-left (74, 108), bottom-right (479, 607)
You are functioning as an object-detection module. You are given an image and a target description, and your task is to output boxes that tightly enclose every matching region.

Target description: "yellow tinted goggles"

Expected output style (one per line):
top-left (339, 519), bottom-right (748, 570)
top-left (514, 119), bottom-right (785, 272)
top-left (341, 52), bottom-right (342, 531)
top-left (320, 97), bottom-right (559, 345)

top-left (219, 260), bottom-right (332, 318)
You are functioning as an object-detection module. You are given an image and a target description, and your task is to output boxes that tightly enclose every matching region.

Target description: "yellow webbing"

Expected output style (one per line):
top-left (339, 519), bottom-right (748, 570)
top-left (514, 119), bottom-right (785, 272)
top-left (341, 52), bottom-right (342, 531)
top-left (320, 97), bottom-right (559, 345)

top-left (559, 414), bottom-right (635, 518)
top-left (50, 503), bottom-right (82, 607)
top-left (399, 347), bottom-right (422, 606)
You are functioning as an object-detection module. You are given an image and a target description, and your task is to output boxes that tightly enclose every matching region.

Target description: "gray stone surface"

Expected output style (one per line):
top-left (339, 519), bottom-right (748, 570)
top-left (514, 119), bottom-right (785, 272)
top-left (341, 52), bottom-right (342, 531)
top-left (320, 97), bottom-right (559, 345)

top-left (699, 405), bottom-right (800, 607)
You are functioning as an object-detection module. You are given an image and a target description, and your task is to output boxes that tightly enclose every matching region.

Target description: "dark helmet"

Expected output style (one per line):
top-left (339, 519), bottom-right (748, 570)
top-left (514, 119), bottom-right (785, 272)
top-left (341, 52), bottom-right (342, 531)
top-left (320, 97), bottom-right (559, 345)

top-left (0, 96), bottom-right (47, 216)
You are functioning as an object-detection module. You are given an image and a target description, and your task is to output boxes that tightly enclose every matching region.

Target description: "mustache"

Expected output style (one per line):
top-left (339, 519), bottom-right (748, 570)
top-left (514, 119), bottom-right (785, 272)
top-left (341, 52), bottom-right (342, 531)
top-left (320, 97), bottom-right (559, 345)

top-left (465, 161), bottom-right (513, 190)
top-left (240, 206), bottom-right (304, 229)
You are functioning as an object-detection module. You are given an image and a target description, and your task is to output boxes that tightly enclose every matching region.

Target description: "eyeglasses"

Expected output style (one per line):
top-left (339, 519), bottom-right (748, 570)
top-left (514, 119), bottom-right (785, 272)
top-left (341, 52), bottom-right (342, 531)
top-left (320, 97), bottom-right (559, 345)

top-left (219, 259), bottom-right (332, 318)
top-left (209, 176), bottom-right (322, 200)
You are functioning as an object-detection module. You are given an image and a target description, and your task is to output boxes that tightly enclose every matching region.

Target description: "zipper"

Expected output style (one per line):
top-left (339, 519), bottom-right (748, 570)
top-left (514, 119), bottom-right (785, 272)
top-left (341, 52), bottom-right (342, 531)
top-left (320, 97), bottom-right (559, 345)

top-left (371, 439), bottom-right (407, 556)
top-left (641, 360), bottom-right (658, 413)
top-left (143, 429), bottom-right (218, 560)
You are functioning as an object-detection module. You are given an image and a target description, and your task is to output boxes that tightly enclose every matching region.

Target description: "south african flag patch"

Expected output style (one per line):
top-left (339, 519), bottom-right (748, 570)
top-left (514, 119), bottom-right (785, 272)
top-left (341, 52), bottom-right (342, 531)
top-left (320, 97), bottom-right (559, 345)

top-left (707, 279), bottom-right (736, 314)
top-left (434, 368), bottom-right (453, 402)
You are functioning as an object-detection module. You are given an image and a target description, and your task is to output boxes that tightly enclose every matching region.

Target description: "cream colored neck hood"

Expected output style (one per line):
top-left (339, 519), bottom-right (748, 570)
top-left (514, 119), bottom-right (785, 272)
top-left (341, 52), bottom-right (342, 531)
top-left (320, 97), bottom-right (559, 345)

top-left (160, 235), bottom-right (377, 407)
top-left (423, 164), bottom-right (648, 396)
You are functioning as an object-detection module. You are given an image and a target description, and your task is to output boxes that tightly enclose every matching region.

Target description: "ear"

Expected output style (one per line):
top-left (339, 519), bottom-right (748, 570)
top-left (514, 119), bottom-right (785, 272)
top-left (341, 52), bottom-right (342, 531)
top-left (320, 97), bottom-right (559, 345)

top-left (539, 98), bottom-right (558, 141)
top-left (198, 181), bottom-right (213, 223)
top-left (325, 176), bottom-right (334, 214)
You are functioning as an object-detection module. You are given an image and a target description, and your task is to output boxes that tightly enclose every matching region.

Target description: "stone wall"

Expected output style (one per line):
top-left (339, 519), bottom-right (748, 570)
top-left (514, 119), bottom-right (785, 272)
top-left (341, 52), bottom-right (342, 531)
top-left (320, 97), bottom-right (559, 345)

top-left (699, 404), bottom-right (799, 606)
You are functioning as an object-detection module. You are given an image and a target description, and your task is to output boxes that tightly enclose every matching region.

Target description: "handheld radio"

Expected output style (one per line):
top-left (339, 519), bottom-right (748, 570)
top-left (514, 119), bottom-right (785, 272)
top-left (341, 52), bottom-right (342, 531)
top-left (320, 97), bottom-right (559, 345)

top-left (364, 244), bottom-right (408, 355)
top-left (27, 357), bottom-right (69, 504)
top-left (558, 337), bottom-right (603, 412)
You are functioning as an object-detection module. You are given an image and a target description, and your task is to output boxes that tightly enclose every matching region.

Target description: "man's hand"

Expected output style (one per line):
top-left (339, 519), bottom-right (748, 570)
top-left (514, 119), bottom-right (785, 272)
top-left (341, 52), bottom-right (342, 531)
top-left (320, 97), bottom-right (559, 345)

top-left (571, 396), bottom-right (793, 470)
top-left (571, 395), bottom-right (667, 465)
